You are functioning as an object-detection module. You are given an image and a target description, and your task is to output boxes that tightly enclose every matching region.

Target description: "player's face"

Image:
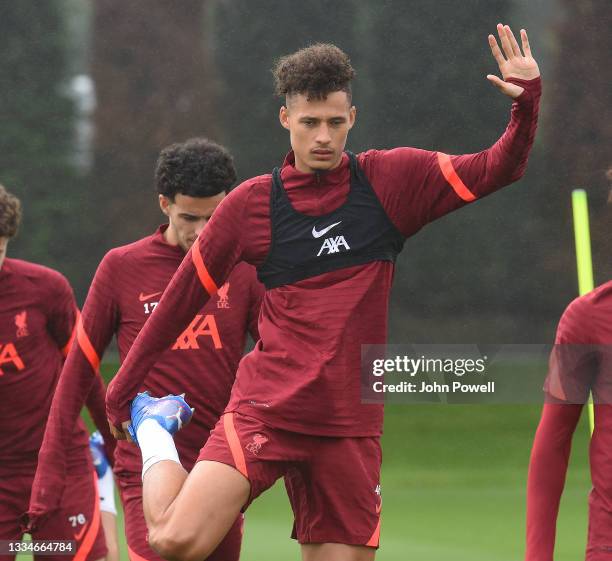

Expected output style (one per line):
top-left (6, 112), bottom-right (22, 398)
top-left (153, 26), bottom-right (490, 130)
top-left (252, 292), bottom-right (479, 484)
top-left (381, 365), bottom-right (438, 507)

top-left (280, 91), bottom-right (356, 174)
top-left (159, 192), bottom-right (225, 252)
top-left (0, 237), bottom-right (8, 270)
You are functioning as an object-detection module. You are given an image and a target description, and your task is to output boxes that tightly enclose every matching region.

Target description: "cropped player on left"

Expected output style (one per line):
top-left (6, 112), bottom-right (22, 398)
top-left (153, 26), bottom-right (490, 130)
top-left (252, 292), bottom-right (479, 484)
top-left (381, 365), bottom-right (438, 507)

top-left (0, 184), bottom-right (108, 561)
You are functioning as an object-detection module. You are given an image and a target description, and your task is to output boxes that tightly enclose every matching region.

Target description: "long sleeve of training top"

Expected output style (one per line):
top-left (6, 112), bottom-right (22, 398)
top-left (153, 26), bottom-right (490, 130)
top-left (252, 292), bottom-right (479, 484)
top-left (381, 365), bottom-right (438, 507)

top-left (525, 402), bottom-right (583, 561)
top-left (247, 273), bottom-right (265, 342)
top-left (29, 254), bottom-right (118, 520)
top-left (86, 373), bottom-right (115, 457)
top-left (525, 291), bottom-right (597, 561)
top-left (107, 77), bottom-right (541, 432)
top-left (361, 77), bottom-right (541, 236)
top-left (525, 299), bottom-right (586, 561)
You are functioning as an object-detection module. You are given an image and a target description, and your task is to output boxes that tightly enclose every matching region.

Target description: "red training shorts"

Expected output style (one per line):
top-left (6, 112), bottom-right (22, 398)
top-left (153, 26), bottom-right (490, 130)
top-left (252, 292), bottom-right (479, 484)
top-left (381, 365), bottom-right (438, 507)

top-left (0, 470), bottom-right (106, 561)
top-left (198, 412), bottom-right (382, 547)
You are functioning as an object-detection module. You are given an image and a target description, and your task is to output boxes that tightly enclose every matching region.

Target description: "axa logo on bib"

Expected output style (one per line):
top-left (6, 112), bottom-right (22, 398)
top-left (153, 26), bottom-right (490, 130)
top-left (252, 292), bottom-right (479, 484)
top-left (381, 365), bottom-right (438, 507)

top-left (312, 220), bottom-right (351, 257)
top-left (317, 236), bottom-right (350, 256)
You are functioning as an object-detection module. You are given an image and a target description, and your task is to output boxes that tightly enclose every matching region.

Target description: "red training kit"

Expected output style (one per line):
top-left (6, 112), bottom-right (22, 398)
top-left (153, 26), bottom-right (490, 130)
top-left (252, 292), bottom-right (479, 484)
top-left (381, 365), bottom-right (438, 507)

top-left (29, 227), bottom-right (263, 522)
top-left (527, 281), bottom-right (612, 561)
top-left (107, 77), bottom-right (542, 438)
top-left (0, 258), bottom-right (87, 477)
top-left (0, 259), bottom-right (108, 560)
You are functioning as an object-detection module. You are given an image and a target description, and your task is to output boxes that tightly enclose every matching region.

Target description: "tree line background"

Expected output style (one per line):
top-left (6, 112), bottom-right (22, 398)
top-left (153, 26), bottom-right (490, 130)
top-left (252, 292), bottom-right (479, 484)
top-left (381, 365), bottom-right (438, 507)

top-left (1, 0), bottom-right (610, 343)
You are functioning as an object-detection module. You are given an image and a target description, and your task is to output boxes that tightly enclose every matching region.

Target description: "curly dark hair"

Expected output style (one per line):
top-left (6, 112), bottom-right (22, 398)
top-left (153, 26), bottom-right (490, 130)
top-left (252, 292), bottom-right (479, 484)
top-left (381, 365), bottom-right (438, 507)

top-left (0, 184), bottom-right (22, 238)
top-left (155, 138), bottom-right (237, 199)
top-left (273, 43), bottom-right (355, 102)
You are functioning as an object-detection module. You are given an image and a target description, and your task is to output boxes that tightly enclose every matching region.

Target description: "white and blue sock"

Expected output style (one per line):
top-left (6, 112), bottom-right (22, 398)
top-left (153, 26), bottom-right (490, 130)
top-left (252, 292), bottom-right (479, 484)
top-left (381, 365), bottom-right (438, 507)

top-left (136, 419), bottom-right (180, 479)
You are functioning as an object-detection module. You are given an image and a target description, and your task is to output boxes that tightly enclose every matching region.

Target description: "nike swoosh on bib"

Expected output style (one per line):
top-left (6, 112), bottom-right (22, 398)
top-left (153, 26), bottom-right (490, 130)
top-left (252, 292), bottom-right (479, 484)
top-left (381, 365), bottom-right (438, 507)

top-left (139, 291), bottom-right (163, 302)
top-left (312, 221), bottom-right (342, 239)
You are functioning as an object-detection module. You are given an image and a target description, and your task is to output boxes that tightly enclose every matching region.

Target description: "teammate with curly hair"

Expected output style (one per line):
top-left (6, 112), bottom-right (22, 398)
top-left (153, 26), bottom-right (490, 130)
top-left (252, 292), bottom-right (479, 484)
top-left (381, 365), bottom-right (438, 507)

top-left (107, 25), bottom-right (541, 561)
top-left (0, 184), bottom-right (109, 561)
top-left (28, 139), bottom-right (263, 561)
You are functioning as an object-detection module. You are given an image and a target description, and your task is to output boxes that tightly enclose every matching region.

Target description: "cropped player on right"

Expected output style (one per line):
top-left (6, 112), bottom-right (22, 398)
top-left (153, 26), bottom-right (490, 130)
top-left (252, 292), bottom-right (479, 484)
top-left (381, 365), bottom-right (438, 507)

top-left (526, 176), bottom-right (612, 561)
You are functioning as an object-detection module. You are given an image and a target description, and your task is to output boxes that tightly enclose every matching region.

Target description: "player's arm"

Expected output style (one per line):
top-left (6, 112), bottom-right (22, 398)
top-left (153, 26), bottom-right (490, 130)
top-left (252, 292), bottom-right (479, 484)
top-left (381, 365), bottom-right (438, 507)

top-left (247, 269), bottom-right (265, 341)
top-left (369, 25), bottom-right (541, 236)
top-left (525, 402), bottom-right (583, 561)
top-left (45, 270), bottom-right (78, 355)
top-left (44, 268), bottom-right (114, 450)
top-left (78, 256), bottom-right (121, 456)
top-left (525, 297), bottom-right (595, 560)
top-left (47, 270), bottom-right (114, 452)
top-left (87, 373), bottom-right (116, 463)
top-left (28, 255), bottom-right (119, 523)
top-left (106, 187), bottom-right (248, 439)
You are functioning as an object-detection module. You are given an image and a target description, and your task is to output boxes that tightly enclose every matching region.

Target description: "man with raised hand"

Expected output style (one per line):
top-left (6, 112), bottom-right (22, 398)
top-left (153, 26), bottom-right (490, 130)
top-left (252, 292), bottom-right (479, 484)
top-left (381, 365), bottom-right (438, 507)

top-left (108, 24), bottom-right (541, 561)
top-left (0, 184), bottom-right (108, 561)
top-left (29, 139), bottom-right (263, 561)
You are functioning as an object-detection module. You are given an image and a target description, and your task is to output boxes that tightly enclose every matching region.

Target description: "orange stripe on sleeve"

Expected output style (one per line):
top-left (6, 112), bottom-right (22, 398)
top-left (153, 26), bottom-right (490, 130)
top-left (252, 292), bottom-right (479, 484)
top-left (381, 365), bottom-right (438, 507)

top-left (546, 350), bottom-right (568, 402)
top-left (223, 413), bottom-right (248, 479)
top-left (61, 309), bottom-right (79, 357)
top-left (76, 312), bottom-right (101, 373)
top-left (190, 242), bottom-right (219, 296)
top-left (73, 471), bottom-right (101, 561)
top-left (436, 152), bottom-right (477, 202)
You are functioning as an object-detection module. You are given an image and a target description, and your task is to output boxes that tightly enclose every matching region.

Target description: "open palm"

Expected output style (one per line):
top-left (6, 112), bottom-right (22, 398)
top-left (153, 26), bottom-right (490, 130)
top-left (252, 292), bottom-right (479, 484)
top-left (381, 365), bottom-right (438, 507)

top-left (487, 24), bottom-right (540, 99)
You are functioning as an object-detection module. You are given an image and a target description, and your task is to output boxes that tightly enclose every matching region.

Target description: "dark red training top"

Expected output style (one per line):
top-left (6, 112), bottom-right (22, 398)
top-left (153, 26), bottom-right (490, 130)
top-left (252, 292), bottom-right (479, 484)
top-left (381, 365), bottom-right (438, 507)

top-left (108, 77), bottom-right (541, 438)
top-left (0, 258), bottom-right (89, 477)
top-left (29, 227), bottom-right (263, 520)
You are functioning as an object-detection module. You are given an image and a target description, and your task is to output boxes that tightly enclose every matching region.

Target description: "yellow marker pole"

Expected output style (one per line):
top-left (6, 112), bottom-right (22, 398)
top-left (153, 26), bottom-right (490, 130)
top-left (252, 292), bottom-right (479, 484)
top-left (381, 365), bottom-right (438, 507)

top-left (571, 189), bottom-right (595, 433)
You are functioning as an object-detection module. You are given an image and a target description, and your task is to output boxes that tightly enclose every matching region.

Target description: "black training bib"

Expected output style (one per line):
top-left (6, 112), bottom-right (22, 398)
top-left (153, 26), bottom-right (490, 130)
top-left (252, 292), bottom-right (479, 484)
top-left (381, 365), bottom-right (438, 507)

top-left (257, 151), bottom-right (406, 289)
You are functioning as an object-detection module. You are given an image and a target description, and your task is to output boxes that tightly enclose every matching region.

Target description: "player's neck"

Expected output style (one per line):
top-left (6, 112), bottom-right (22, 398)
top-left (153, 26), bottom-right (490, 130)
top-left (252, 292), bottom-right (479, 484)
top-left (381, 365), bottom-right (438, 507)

top-left (163, 224), bottom-right (179, 246)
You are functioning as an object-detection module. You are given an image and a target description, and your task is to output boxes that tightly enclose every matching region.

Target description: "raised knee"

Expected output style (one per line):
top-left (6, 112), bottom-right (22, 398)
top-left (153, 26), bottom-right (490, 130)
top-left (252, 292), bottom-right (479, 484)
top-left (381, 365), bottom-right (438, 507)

top-left (147, 528), bottom-right (181, 561)
top-left (148, 526), bottom-right (213, 561)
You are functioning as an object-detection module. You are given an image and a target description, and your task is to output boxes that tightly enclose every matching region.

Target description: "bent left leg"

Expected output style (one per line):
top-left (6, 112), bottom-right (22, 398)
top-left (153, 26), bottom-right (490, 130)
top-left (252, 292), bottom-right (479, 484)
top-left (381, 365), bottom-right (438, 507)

top-left (117, 470), bottom-right (244, 561)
